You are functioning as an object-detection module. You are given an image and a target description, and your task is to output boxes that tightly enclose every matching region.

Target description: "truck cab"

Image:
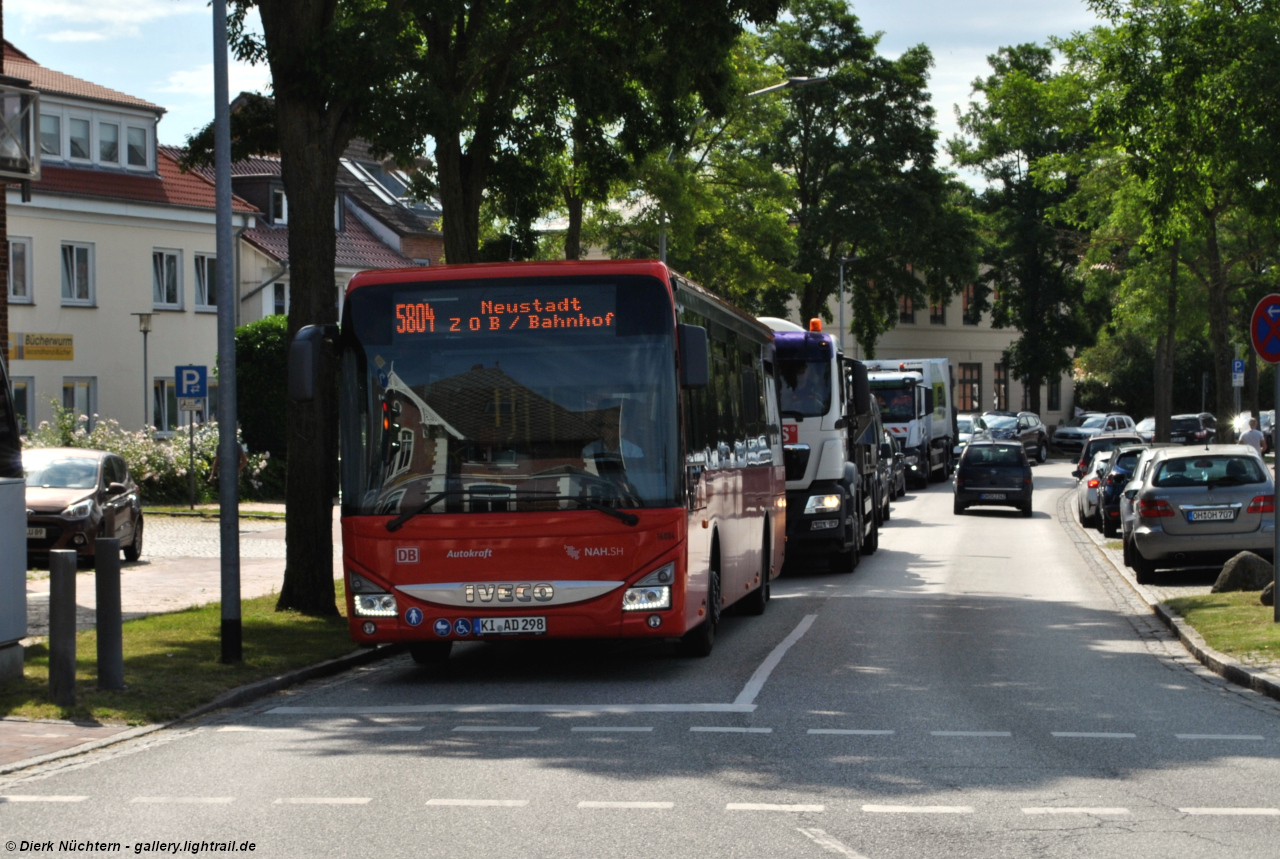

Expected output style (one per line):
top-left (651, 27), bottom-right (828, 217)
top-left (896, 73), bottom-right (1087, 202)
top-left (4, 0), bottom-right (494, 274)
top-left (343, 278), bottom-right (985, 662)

top-left (865, 358), bottom-right (955, 488)
top-left (760, 317), bottom-right (879, 571)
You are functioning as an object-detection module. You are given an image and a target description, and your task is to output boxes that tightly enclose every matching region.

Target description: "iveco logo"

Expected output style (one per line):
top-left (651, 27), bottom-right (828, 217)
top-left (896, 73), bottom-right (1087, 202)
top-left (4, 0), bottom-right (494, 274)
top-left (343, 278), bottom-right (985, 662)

top-left (463, 583), bottom-right (554, 603)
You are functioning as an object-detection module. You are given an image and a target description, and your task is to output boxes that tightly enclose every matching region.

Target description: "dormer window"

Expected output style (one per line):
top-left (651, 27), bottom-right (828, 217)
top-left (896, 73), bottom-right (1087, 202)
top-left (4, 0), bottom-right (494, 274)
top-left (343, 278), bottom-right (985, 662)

top-left (272, 187), bottom-right (288, 224)
top-left (127, 127), bottom-right (148, 167)
top-left (39, 115), bottom-right (60, 156)
top-left (69, 118), bottom-right (90, 160)
top-left (99, 123), bottom-right (119, 163)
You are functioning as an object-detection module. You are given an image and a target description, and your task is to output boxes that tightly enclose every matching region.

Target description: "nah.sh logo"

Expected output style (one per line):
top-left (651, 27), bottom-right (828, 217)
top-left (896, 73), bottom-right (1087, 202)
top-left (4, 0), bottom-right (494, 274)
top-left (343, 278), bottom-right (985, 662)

top-left (564, 545), bottom-right (581, 560)
top-left (565, 545), bottom-right (621, 559)
top-left (395, 547), bottom-right (419, 564)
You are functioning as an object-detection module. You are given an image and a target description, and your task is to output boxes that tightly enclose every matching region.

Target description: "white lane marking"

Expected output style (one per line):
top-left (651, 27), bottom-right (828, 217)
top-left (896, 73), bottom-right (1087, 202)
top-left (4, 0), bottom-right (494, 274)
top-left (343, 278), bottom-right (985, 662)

top-left (1178, 807), bottom-right (1280, 816)
top-left (577, 801), bottom-right (674, 809)
top-left (571, 727), bottom-right (654, 733)
top-left (426, 799), bottom-right (529, 807)
top-left (690, 727), bottom-right (773, 734)
top-left (0, 795), bottom-right (87, 803)
top-left (131, 797), bottom-right (235, 804)
top-left (274, 798), bottom-right (372, 805)
top-left (269, 703), bottom-right (756, 715)
top-left (797, 828), bottom-right (871, 858)
top-left (1051, 732), bottom-right (1136, 739)
top-left (1175, 734), bottom-right (1265, 741)
top-left (728, 803), bottom-right (824, 812)
top-left (930, 731), bottom-right (1011, 737)
top-left (452, 726), bottom-right (540, 733)
top-left (734, 614), bottom-right (818, 706)
top-left (324, 726), bottom-right (424, 734)
top-left (863, 805), bottom-right (973, 814)
top-left (1021, 807), bottom-right (1130, 815)
top-left (807, 729), bottom-right (894, 736)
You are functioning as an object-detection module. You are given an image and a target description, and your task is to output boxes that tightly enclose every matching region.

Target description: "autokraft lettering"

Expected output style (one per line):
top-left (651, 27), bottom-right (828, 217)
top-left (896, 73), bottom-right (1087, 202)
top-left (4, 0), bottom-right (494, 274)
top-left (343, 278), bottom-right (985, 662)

top-left (463, 583), bottom-right (554, 603)
top-left (447, 549), bottom-right (494, 559)
top-left (396, 547), bottom-right (419, 564)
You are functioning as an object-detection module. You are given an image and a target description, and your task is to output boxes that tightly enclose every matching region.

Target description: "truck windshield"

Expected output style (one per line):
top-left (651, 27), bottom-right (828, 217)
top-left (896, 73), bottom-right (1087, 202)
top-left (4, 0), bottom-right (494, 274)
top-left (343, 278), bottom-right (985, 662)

top-left (873, 386), bottom-right (915, 422)
top-left (339, 275), bottom-right (679, 516)
top-left (777, 359), bottom-right (831, 418)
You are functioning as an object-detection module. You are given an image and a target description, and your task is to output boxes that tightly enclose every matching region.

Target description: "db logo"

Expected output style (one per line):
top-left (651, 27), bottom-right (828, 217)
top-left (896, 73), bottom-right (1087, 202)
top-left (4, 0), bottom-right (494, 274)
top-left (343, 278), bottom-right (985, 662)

top-left (782, 424), bottom-right (798, 445)
top-left (395, 547), bottom-right (419, 564)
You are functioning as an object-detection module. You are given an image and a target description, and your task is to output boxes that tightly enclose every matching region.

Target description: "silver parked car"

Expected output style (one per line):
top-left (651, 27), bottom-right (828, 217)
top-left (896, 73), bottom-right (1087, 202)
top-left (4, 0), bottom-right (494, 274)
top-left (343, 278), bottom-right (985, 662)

top-left (1076, 450), bottom-right (1112, 527)
top-left (955, 413), bottom-right (978, 457)
top-left (1128, 445), bottom-right (1275, 584)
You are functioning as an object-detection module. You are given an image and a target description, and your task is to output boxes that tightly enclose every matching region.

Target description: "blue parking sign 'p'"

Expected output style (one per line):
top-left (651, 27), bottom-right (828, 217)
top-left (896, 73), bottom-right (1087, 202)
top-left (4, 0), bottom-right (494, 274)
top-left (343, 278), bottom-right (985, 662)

top-left (175, 365), bottom-right (207, 398)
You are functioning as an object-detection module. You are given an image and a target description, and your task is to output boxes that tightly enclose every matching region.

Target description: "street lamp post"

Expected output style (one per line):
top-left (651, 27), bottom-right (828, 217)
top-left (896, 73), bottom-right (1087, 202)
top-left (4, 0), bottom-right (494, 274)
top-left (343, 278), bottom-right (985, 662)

top-left (659, 76), bottom-right (829, 263)
top-left (131, 312), bottom-right (152, 429)
top-left (838, 256), bottom-right (857, 357)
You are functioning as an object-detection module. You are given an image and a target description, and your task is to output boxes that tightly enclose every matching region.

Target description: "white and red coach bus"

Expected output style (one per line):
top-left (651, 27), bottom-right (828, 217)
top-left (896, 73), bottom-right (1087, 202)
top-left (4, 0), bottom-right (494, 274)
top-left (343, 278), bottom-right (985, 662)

top-left (290, 260), bottom-right (786, 661)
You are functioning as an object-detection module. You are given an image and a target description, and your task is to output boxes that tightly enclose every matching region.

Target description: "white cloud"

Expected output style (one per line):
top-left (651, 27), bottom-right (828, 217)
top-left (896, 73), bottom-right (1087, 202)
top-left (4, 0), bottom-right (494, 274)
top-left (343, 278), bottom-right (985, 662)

top-left (158, 62), bottom-right (273, 97)
top-left (46, 30), bottom-right (109, 43)
top-left (7, 0), bottom-right (203, 41)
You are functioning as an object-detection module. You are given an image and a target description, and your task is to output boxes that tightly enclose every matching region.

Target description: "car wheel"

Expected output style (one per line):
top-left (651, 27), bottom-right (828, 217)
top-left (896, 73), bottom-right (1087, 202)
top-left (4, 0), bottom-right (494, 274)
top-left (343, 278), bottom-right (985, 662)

top-left (953, 498), bottom-right (965, 515)
top-left (678, 567), bottom-right (720, 656)
top-left (1122, 536), bottom-right (1134, 568)
top-left (1103, 517), bottom-right (1118, 538)
top-left (1131, 551), bottom-right (1157, 585)
top-left (1037, 440), bottom-right (1048, 464)
top-left (123, 515), bottom-right (143, 562)
top-left (409, 641), bottom-right (453, 665)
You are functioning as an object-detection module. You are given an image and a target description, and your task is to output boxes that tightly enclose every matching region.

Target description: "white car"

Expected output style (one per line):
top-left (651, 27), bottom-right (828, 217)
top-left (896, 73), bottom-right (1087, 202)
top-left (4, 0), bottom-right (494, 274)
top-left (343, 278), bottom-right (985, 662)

top-left (1076, 450), bottom-right (1112, 527)
top-left (1054, 413), bottom-right (1137, 454)
top-left (954, 413), bottom-right (978, 456)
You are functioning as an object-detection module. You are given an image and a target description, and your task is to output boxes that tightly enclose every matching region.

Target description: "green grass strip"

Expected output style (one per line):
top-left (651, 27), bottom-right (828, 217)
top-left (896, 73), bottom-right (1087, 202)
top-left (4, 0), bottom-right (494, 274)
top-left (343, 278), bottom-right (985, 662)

top-left (1165, 592), bottom-right (1280, 665)
top-left (0, 584), bottom-right (352, 725)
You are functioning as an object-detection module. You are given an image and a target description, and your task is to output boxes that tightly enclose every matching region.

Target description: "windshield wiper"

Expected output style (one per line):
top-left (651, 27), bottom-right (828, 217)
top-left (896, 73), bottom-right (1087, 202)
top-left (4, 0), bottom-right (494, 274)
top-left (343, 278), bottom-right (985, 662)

top-left (385, 489), bottom-right (640, 530)
top-left (385, 489), bottom-right (471, 532)
top-left (522, 495), bottom-right (640, 526)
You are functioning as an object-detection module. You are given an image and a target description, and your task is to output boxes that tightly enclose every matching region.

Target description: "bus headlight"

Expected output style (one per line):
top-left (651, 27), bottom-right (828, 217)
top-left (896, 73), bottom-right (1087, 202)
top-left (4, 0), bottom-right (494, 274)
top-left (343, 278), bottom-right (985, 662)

top-left (353, 593), bottom-right (397, 617)
top-left (804, 494), bottom-right (841, 514)
top-left (623, 562), bottom-right (674, 611)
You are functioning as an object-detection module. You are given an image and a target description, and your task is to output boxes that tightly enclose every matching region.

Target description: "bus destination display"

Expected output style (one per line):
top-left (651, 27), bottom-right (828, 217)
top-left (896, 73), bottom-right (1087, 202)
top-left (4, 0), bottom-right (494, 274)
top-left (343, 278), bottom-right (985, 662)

top-left (394, 292), bottom-right (617, 337)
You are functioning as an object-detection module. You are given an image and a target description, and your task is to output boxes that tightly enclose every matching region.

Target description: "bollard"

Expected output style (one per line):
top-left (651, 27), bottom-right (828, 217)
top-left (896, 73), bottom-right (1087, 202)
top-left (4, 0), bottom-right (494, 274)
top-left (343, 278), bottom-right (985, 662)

top-left (94, 538), bottom-right (124, 690)
top-left (48, 549), bottom-right (77, 708)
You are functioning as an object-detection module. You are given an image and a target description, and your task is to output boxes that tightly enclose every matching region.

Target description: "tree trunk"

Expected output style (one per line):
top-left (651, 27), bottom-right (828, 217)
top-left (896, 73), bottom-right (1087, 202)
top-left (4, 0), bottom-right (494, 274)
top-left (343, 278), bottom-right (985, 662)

top-left (1153, 335), bottom-right (1169, 440)
top-left (435, 135), bottom-right (488, 265)
top-left (1155, 240), bottom-right (1178, 443)
top-left (1203, 213), bottom-right (1235, 440)
top-left (1027, 377), bottom-right (1041, 414)
top-left (564, 192), bottom-right (584, 260)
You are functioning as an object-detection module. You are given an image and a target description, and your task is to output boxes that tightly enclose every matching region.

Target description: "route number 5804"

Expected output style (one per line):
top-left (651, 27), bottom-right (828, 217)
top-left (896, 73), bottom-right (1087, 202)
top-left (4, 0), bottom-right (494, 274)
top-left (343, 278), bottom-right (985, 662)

top-left (395, 302), bottom-right (435, 334)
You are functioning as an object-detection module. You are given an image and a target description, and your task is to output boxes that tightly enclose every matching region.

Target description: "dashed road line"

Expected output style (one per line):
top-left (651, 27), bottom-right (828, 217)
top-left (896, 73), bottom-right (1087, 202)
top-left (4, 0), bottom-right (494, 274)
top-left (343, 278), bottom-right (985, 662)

top-left (1021, 807), bottom-right (1130, 815)
top-left (930, 731), bottom-right (1011, 738)
top-left (570, 727), bottom-right (654, 733)
top-left (797, 828), bottom-right (871, 858)
top-left (426, 799), bottom-right (529, 807)
top-left (1050, 732), bottom-right (1136, 739)
top-left (452, 726), bottom-right (540, 733)
top-left (1178, 807), bottom-right (1280, 816)
top-left (0, 795), bottom-right (87, 803)
top-left (324, 726), bottom-right (424, 734)
top-left (734, 614), bottom-right (818, 706)
top-left (577, 801), bottom-right (673, 809)
top-left (274, 798), bottom-right (372, 805)
top-left (268, 703), bottom-right (756, 715)
top-left (1175, 734), bottom-right (1265, 741)
top-left (728, 803), bottom-right (824, 812)
top-left (807, 729), bottom-right (894, 736)
top-left (131, 797), bottom-right (235, 804)
top-left (863, 805), bottom-right (973, 814)
top-left (691, 727), bottom-right (773, 734)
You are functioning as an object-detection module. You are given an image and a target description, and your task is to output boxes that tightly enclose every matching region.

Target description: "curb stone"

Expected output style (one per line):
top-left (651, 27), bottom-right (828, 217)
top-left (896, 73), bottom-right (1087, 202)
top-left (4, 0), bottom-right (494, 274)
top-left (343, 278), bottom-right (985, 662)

top-left (0, 643), bottom-right (404, 776)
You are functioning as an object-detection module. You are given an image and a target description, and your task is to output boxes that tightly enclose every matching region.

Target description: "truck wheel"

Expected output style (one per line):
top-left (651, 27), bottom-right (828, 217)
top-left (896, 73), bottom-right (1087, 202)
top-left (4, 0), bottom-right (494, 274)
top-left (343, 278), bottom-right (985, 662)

top-left (861, 519), bottom-right (879, 555)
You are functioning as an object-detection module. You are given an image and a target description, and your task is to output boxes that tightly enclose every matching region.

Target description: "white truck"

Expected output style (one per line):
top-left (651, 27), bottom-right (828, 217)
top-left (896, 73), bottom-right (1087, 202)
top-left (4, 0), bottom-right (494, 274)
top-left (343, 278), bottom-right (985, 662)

top-left (760, 317), bottom-right (881, 572)
top-left (864, 358), bottom-right (955, 488)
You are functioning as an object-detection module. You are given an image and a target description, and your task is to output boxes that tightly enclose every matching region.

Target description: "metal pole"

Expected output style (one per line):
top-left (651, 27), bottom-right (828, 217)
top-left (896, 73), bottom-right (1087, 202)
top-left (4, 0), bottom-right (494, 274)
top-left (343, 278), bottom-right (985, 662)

top-left (48, 549), bottom-right (76, 707)
top-left (838, 260), bottom-right (845, 354)
top-left (94, 538), bottom-right (123, 690)
top-left (658, 213), bottom-right (667, 263)
top-left (142, 329), bottom-right (149, 429)
top-left (1202, 372), bottom-right (1207, 413)
top-left (1274, 363), bottom-right (1279, 622)
top-left (214, 0), bottom-right (242, 663)
top-left (189, 418), bottom-right (196, 510)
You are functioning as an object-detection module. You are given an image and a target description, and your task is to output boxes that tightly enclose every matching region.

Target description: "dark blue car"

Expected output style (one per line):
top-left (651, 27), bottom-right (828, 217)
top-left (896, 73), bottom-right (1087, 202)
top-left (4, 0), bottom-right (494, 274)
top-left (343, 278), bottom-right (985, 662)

top-left (1098, 444), bottom-right (1148, 537)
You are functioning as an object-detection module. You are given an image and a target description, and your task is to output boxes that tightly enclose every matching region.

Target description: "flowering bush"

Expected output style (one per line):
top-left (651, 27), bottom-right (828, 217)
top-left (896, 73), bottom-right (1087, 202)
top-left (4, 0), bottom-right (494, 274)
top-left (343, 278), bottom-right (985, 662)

top-left (24, 402), bottom-right (274, 504)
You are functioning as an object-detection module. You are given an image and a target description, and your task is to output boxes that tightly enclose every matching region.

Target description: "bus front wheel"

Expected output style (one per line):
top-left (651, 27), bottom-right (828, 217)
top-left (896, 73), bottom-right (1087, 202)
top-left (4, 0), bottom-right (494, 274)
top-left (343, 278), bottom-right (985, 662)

top-left (678, 569), bottom-right (720, 657)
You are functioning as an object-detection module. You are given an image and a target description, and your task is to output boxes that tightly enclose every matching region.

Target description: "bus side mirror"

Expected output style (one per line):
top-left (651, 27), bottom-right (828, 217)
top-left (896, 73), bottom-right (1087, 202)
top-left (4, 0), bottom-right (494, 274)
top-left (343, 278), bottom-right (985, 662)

top-left (289, 324), bottom-right (337, 401)
top-left (678, 324), bottom-right (709, 389)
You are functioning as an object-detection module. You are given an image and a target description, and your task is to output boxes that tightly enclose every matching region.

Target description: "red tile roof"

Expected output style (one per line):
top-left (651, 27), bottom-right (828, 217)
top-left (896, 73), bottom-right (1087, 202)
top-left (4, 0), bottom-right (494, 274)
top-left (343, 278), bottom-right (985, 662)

top-left (243, 202), bottom-right (412, 270)
top-left (30, 150), bottom-right (258, 214)
top-left (158, 145), bottom-right (283, 179)
top-left (3, 42), bottom-right (164, 114)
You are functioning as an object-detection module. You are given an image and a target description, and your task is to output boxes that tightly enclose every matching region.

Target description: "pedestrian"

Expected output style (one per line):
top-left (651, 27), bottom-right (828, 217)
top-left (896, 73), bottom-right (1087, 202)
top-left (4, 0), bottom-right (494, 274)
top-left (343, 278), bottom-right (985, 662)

top-left (1239, 418), bottom-right (1267, 457)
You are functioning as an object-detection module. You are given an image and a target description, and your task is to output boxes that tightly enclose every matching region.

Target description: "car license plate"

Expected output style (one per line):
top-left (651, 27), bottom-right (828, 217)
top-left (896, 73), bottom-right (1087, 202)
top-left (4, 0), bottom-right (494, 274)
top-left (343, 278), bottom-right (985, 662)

top-left (1188, 509), bottom-right (1235, 522)
top-left (980, 493), bottom-right (1006, 500)
top-left (26, 527), bottom-right (45, 539)
top-left (1171, 436), bottom-right (1185, 443)
top-left (476, 616), bottom-right (546, 635)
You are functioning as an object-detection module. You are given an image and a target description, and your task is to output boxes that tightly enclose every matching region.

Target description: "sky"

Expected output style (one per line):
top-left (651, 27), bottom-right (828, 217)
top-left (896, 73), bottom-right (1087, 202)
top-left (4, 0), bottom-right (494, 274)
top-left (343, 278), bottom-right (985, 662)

top-left (4, 0), bottom-right (1104, 156)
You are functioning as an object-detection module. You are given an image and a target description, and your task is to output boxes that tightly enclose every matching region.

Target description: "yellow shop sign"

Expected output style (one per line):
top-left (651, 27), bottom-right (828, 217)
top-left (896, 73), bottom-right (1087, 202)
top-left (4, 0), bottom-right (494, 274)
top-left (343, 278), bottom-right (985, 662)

top-left (8, 332), bottom-right (74, 360)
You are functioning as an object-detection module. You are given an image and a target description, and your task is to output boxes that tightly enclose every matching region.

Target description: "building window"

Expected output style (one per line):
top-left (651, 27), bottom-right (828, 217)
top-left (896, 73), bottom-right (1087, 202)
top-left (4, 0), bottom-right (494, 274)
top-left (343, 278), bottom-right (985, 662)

top-left (69, 118), bottom-right (90, 160)
top-left (898, 296), bottom-right (915, 324)
top-left (60, 243), bottom-right (93, 305)
top-left (957, 363), bottom-right (981, 412)
top-left (8, 238), bottom-right (31, 303)
top-left (62, 377), bottom-right (97, 430)
top-left (994, 363), bottom-right (1008, 411)
top-left (39, 114), bottom-right (60, 157)
top-left (11, 377), bottom-right (34, 435)
top-left (1048, 378), bottom-right (1062, 412)
top-left (271, 188), bottom-right (288, 224)
top-left (194, 255), bottom-right (217, 309)
top-left (962, 284), bottom-right (978, 325)
top-left (152, 250), bottom-right (182, 308)
top-left (153, 379), bottom-right (179, 433)
top-left (930, 298), bottom-right (946, 325)
top-left (99, 122), bottom-right (119, 163)
top-left (273, 282), bottom-right (288, 316)
top-left (127, 127), bottom-right (148, 167)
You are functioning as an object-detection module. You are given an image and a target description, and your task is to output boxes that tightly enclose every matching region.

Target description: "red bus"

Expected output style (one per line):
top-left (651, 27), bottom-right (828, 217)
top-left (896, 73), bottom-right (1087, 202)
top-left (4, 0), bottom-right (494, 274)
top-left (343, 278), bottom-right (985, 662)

top-left (291, 260), bottom-right (786, 661)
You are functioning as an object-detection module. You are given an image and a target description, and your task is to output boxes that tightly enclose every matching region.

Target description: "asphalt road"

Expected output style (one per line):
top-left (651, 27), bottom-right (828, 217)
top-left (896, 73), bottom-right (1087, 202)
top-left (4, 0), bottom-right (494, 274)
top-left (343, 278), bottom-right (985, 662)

top-left (4, 462), bottom-right (1280, 858)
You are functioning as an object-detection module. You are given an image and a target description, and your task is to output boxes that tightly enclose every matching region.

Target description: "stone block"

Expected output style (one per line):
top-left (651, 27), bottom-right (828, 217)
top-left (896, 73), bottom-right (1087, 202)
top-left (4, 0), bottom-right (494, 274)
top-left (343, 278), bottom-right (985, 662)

top-left (1212, 552), bottom-right (1274, 593)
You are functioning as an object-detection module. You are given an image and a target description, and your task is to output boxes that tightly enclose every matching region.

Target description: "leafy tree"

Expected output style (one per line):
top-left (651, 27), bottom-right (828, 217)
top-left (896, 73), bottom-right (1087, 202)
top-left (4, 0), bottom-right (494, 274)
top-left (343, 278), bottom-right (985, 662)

top-left (762, 0), bottom-right (978, 356)
top-left (950, 43), bottom-right (1096, 413)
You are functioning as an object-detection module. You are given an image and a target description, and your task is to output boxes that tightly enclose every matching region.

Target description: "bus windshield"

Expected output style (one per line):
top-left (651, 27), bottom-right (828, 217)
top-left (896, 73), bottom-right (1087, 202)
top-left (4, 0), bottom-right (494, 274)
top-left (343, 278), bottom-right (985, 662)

top-left (340, 275), bottom-right (679, 516)
top-left (873, 385), bottom-right (916, 422)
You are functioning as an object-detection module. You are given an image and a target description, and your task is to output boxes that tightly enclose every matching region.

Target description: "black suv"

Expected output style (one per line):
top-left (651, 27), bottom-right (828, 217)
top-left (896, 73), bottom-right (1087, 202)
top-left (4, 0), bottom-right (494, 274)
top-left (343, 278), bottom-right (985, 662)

top-left (1073, 431), bottom-right (1145, 480)
top-left (975, 411), bottom-right (1050, 464)
top-left (1169, 413), bottom-right (1216, 445)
